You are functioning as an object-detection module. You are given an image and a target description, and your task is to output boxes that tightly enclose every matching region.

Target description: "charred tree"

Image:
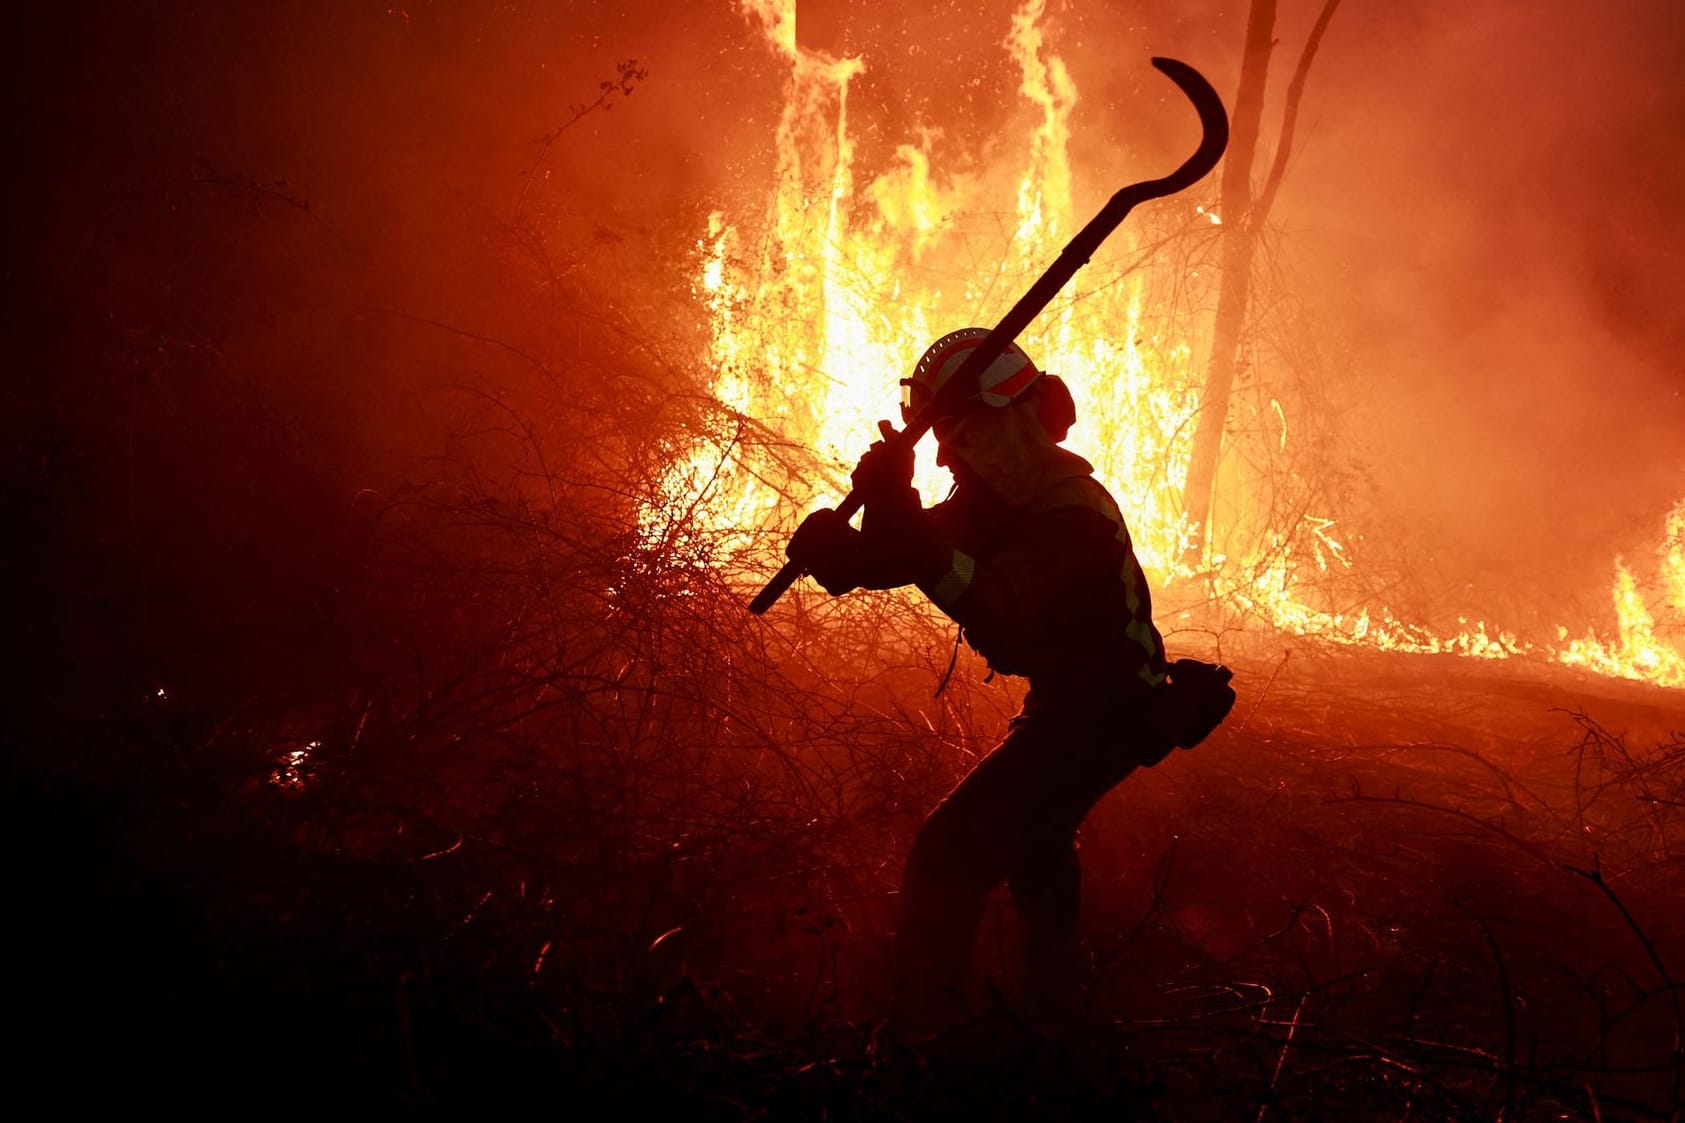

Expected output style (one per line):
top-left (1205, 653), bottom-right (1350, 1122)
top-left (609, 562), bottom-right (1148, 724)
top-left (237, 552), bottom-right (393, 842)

top-left (1180, 0), bottom-right (1342, 572)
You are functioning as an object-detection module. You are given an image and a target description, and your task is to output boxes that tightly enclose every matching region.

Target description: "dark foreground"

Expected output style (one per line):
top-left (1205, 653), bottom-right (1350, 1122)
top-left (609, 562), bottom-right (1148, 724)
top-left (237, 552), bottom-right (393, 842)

top-left (11, 642), bottom-right (1682, 1119)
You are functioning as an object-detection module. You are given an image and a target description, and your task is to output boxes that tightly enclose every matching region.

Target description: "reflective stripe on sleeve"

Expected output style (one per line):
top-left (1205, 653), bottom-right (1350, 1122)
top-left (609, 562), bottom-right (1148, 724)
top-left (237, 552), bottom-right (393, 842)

top-left (930, 550), bottom-right (976, 608)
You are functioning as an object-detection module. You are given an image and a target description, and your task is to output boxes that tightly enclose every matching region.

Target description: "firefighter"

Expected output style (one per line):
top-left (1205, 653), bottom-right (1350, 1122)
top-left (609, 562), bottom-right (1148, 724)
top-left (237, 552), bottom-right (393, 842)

top-left (786, 327), bottom-right (1178, 1030)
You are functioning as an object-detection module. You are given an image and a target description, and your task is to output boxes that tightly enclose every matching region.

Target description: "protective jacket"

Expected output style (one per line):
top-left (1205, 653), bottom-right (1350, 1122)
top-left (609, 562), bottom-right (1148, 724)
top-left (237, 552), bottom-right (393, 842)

top-left (815, 439), bottom-right (1167, 703)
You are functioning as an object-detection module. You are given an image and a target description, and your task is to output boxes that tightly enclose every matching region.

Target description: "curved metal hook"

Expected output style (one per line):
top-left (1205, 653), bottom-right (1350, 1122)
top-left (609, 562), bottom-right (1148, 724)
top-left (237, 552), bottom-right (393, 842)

top-left (1144, 57), bottom-right (1230, 199)
top-left (1056, 58), bottom-right (1228, 271)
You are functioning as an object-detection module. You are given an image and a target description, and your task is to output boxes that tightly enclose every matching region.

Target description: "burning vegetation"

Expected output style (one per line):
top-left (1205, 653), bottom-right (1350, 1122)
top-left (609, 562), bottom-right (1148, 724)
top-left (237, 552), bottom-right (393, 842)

top-left (672, 0), bottom-right (1684, 686)
top-left (8, 0), bottom-right (1683, 1116)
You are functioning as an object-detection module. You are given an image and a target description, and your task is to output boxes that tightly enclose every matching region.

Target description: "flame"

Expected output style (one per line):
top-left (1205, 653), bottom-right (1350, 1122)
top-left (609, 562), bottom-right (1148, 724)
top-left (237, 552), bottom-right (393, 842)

top-left (666, 0), bottom-right (1204, 571)
top-left (270, 739), bottom-right (319, 789)
top-left (651, 0), bottom-right (1683, 692)
top-left (1555, 498), bottom-right (1685, 688)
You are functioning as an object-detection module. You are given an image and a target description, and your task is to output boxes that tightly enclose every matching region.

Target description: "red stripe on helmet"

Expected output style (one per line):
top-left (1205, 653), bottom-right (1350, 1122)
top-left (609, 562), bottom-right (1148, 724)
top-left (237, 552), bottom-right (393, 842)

top-left (981, 360), bottom-right (1040, 403)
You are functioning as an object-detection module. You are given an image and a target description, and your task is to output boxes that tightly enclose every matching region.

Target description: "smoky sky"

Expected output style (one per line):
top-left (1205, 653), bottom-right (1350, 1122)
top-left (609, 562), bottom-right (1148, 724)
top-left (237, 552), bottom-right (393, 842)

top-left (1278, 1), bottom-right (1685, 603)
top-left (11, 0), bottom-right (1683, 628)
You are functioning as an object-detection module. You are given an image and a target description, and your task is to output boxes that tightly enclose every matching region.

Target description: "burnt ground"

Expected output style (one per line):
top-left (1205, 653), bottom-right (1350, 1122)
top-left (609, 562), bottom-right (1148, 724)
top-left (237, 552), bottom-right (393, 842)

top-left (9, 627), bottom-right (1681, 1120)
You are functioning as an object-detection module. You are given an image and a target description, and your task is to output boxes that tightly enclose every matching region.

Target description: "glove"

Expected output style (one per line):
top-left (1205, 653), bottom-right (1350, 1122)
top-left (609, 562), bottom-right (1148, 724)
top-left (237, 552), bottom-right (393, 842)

top-left (846, 421), bottom-right (948, 588)
top-left (787, 507), bottom-right (863, 595)
top-left (851, 420), bottom-right (916, 508)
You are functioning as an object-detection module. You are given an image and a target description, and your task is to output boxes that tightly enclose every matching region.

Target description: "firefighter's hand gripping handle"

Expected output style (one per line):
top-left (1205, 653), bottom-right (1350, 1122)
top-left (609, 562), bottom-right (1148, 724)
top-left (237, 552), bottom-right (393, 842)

top-left (749, 418), bottom-right (919, 614)
top-left (748, 57), bottom-right (1227, 616)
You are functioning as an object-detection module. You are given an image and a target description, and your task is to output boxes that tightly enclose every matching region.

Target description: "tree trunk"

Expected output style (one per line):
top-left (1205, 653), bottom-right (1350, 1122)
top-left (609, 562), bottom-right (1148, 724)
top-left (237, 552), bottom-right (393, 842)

top-left (1180, 0), bottom-right (1275, 571)
top-left (1179, 0), bottom-right (1343, 572)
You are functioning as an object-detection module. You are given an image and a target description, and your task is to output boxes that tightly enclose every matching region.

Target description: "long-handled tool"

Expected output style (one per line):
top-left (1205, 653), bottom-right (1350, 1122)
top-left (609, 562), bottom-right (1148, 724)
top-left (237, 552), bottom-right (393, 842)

top-left (749, 56), bottom-right (1228, 616)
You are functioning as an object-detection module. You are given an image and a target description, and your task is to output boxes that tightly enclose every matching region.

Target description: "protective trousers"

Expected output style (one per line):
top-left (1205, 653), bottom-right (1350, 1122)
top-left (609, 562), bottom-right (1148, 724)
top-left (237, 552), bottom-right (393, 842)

top-left (892, 696), bottom-right (1156, 1025)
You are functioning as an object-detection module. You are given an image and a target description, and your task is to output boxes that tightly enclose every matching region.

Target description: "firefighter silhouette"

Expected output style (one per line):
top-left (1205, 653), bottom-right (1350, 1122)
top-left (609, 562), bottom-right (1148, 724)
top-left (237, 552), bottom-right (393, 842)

top-left (787, 328), bottom-right (1229, 1030)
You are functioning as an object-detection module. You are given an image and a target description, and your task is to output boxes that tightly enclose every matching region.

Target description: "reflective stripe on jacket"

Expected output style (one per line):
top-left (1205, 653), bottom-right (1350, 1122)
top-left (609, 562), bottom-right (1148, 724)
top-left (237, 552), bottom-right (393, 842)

top-left (917, 467), bottom-right (1167, 697)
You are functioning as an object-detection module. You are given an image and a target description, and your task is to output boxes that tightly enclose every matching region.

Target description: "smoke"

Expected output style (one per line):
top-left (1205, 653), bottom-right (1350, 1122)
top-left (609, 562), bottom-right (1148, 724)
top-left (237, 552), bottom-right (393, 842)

top-left (10, 0), bottom-right (1682, 649)
top-left (785, 0), bottom-right (1683, 639)
top-left (772, 0), bottom-right (1685, 630)
top-left (1276, 0), bottom-right (1685, 613)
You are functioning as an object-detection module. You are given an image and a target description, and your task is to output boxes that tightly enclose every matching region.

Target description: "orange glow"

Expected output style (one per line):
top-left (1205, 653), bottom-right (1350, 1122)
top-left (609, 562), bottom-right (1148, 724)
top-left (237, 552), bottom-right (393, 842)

top-left (654, 0), bottom-right (1683, 692)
